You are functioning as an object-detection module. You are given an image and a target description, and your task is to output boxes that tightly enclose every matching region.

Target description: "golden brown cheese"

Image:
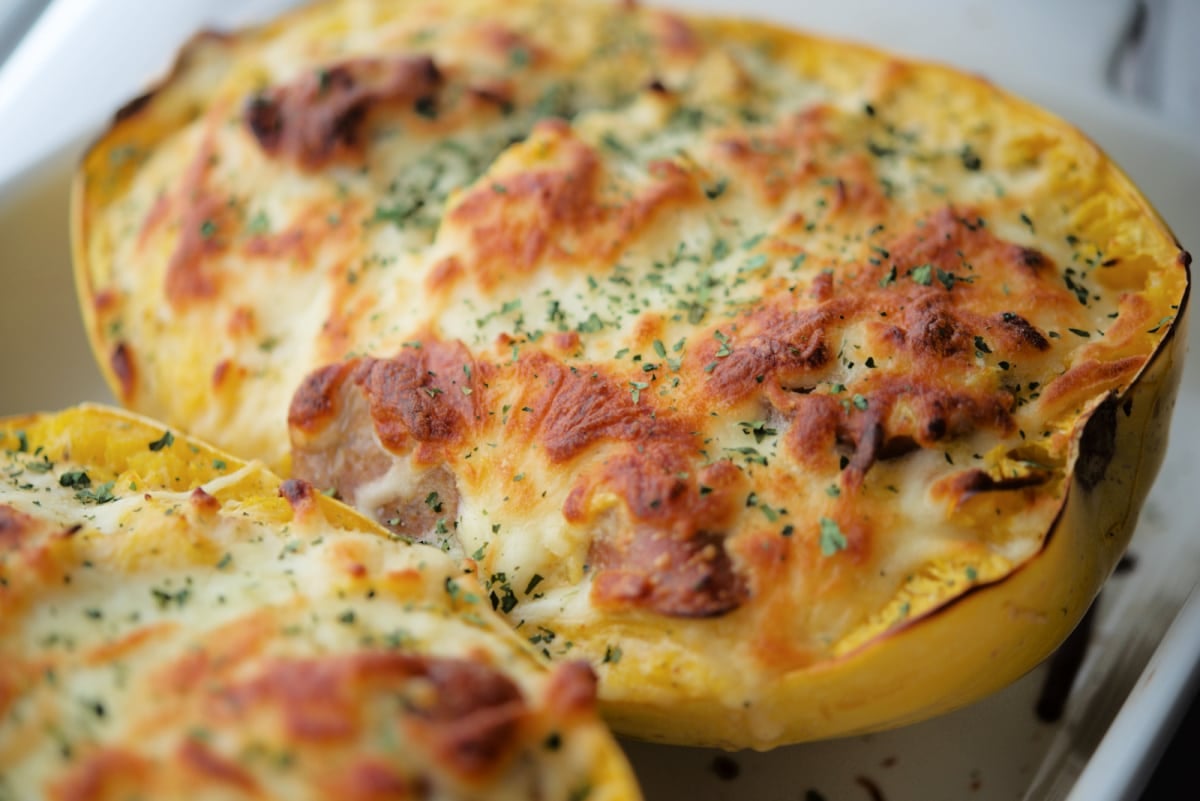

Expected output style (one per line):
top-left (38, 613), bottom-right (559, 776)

top-left (74, 0), bottom-right (1190, 746)
top-left (0, 406), bottom-right (641, 800)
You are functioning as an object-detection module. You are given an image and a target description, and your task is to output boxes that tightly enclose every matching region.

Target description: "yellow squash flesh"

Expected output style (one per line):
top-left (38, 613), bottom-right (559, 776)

top-left (0, 405), bottom-right (643, 798)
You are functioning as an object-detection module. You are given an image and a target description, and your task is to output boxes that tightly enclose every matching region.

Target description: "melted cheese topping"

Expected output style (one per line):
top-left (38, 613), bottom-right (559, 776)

top-left (0, 408), bottom-right (639, 801)
top-left (75, 0), bottom-right (1189, 745)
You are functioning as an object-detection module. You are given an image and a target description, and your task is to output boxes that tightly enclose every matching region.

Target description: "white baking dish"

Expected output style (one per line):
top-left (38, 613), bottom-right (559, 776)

top-left (1, 3), bottom-right (1196, 799)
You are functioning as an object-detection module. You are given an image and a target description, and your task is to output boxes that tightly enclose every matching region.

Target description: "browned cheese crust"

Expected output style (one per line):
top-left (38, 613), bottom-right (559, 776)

top-left (74, 0), bottom-right (1190, 746)
top-left (0, 407), bottom-right (641, 799)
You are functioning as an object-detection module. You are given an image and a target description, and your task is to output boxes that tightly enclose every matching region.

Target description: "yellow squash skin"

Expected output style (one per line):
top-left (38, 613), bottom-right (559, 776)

top-left (0, 405), bottom-right (642, 800)
top-left (72, 0), bottom-right (1190, 748)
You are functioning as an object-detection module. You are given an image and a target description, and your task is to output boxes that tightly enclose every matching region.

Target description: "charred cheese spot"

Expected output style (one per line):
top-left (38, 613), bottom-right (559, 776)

top-left (876, 382), bottom-right (1016, 445)
top-left (946, 467), bottom-right (1052, 500)
top-left (188, 487), bottom-right (221, 516)
top-left (354, 342), bottom-right (484, 454)
top-left (574, 454), bottom-right (749, 617)
top-left (246, 56), bottom-right (443, 169)
top-left (884, 207), bottom-right (1084, 326)
top-left (289, 361), bottom-right (355, 435)
top-left (997, 311), bottom-right (1051, 352)
top-left (704, 303), bottom-right (840, 403)
top-left (220, 653), bottom-right (527, 778)
top-left (109, 342), bottom-right (137, 401)
top-left (904, 301), bottom-right (975, 360)
top-left (775, 392), bottom-right (844, 472)
top-left (519, 352), bottom-right (686, 463)
top-left (404, 656), bottom-right (528, 779)
top-left (445, 120), bottom-right (702, 289)
top-left (279, 478), bottom-right (319, 516)
top-left (1011, 245), bottom-right (1048, 272)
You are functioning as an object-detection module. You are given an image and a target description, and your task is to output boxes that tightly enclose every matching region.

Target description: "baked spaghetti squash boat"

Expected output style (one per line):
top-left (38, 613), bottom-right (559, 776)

top-left (73, 0), bottom-right (1190, 747)
top-left (0, 405), bottom-right (642, 800)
